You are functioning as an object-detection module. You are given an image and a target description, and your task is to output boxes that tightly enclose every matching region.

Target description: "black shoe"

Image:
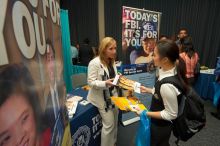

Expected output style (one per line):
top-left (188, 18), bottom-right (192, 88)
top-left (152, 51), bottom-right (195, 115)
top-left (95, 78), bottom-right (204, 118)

top-left (211, 112), bottom-right (220, 120)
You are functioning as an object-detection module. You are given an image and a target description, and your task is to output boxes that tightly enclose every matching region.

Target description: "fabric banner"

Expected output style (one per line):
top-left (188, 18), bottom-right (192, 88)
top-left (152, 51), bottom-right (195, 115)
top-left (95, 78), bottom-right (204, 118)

top-left (0, 1), bottom-right (71, 146)
top-left (122, 6), bottom-right (161, 65)
top-left (60, 9), bottom-right (73, 93)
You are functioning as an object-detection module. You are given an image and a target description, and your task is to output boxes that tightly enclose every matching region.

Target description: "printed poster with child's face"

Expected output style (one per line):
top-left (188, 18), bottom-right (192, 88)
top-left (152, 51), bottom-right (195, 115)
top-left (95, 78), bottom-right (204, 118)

top-left (122, 6), bottom-right (161, 65)
top-left (0, 0), bottom-right (71, 146)
top-left (120, 6), bottom-right (160, 127)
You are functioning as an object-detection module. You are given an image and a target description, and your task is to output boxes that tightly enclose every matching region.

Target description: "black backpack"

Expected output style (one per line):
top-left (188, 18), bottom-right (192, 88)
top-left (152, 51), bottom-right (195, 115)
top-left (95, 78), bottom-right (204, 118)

top-left (156, 76), bottom-right (206, 144)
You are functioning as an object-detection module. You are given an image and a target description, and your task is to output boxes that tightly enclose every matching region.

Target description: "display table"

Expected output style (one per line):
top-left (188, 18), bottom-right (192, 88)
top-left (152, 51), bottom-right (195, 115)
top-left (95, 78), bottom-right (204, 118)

top-left (194, 69), bottom-right (216, 100)
top-left (69, 88), bottom-right (101, 146)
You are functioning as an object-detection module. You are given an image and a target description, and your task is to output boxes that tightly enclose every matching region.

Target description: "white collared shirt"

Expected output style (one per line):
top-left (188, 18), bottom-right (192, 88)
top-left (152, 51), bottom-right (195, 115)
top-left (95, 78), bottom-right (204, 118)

top-left (152, 67), bottom-right (181, 121)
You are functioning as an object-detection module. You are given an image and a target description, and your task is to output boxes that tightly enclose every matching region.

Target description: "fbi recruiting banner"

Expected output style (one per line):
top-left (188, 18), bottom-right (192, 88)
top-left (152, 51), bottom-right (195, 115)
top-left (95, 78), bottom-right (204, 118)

top-left (120, 6), bottom-right (161, 125)
top-left (0, 1), bottom-right (71, 146)
top-left (122, 6), bottom-right (161, 64)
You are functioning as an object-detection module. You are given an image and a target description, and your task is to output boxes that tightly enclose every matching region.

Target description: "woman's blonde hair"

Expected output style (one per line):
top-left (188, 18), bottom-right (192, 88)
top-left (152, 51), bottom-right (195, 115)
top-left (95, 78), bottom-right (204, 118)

top-left (98, 37), bottom-right (116, 67)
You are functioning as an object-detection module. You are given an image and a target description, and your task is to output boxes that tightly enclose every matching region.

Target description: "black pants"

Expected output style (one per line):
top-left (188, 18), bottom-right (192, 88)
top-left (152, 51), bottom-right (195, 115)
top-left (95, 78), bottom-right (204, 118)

top-left (151, 122), bottom-right (173, 146)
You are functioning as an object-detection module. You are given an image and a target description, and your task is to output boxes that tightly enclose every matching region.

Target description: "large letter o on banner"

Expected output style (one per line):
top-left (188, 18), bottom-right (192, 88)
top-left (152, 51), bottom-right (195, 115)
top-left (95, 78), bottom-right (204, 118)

top-left (12, 1), bottom-right (36, 59)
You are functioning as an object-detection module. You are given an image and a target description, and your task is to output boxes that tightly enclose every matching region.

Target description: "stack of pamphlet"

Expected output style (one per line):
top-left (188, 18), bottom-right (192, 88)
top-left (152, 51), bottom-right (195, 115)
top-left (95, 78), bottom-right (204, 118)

top-left (113, 75), bottom-right (141, 93)
top-left (111, 96), bottom-right (146, 112)
top-left (65, 95), bottom-right (83, 118)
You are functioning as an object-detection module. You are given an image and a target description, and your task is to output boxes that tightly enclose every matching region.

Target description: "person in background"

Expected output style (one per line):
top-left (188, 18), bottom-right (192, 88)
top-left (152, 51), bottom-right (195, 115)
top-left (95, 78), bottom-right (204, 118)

top-left (136, 40), bottom-right (188, 146)
top-left (70, 45), bottom-right (78, 65)
top-left (87, 37), bottom-right (119, 146)
top-left (135, 37), bottom-right (156, 64)
top-left (175, 28), bottom-right (188, 49)
top-left (159, 35), bottom-right (169, 40)
top-left (179, 36), bottom-right (199, 85)
top-left (76, 43), bottom-right (80, 51)
top-left (92, 46), bottom-right (99, 57)
top-left (0, 64), bottom-right (51, 146)
top-left (79, 38), bottom-right (94, 66)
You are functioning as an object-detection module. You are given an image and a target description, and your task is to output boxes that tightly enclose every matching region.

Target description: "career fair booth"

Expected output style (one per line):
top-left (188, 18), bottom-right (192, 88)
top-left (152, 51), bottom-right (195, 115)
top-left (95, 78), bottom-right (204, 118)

top-left (68, 65), bottom-right (156, 146)
top-left (2, 0), bottom-right (220, 146)
top-left (60, 4), bottom-right (219, 146)
top-left (60, 6), bottom-right (161, 146)
top-left (66, 59), bottom-right (218, 146)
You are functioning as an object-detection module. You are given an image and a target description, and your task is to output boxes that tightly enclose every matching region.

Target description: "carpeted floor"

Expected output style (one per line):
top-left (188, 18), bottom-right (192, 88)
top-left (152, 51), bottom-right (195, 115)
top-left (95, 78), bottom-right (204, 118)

top-left (117, 100), bottom-right (220, 146)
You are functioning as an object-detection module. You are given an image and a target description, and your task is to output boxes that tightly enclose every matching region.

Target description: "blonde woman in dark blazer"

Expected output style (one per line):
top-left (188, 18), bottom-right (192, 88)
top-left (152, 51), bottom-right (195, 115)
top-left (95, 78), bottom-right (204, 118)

top-left (87, 37), bottom-right (118, 146)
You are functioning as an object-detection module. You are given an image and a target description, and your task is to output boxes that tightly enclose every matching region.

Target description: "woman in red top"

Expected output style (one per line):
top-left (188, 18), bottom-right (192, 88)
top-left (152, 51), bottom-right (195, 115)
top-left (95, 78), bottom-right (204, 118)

top-left (179, 36), bottom-right (199, 85)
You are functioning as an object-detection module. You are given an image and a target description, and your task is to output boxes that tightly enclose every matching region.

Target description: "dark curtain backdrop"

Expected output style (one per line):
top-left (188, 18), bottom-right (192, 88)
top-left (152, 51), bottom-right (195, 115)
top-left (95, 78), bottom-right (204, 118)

top-left (105, 0), bottom-right (220, 68)
top-left (61, 0), bottom-right (220, 67)
top-left (61, 0), bottom-right (99, 47)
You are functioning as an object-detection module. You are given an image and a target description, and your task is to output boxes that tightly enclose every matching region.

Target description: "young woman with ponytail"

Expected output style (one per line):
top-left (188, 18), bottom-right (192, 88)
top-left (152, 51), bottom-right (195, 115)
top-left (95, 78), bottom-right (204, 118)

top-left (136, 39), bottom-right (188, 146)
top-left (179, 36), bottom-right (199, 85)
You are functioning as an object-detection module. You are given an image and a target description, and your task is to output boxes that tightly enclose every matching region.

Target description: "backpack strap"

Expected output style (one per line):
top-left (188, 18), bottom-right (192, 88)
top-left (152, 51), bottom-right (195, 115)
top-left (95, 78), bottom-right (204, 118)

top-left (155, 75), bottom-right (186, 116)
top-left (156, 75), bottom-right (184, 94)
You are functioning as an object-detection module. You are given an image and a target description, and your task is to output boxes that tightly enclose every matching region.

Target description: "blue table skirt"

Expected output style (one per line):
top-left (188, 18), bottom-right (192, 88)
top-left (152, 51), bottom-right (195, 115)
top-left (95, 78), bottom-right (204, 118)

top-left (194, 73), bottom-right (216, 100)
top-left (69, 88), bottom-right (102, 146)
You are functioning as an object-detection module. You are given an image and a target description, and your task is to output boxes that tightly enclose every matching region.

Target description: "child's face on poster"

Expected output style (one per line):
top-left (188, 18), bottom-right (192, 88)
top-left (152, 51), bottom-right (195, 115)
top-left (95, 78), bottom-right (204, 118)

top-left (142, 40), bottom-right (155, 54)
top-left (0, 95), bottom-right (37, 146)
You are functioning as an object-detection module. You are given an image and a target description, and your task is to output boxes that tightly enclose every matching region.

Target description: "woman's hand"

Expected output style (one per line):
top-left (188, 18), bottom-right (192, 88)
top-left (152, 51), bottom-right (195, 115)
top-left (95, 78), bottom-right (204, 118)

top-left (135, 107), bottom-right (147, 116)
top-left (105, 78), bottom-right (114, 87)
top-left (136, 109), bottom-right (144, 116)
top-left (140, 86), bottom-right (152, 94)
top-left (140, 86), bottom-right (148, 93)
top-left (126, 90), bottom-right (133, 97)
